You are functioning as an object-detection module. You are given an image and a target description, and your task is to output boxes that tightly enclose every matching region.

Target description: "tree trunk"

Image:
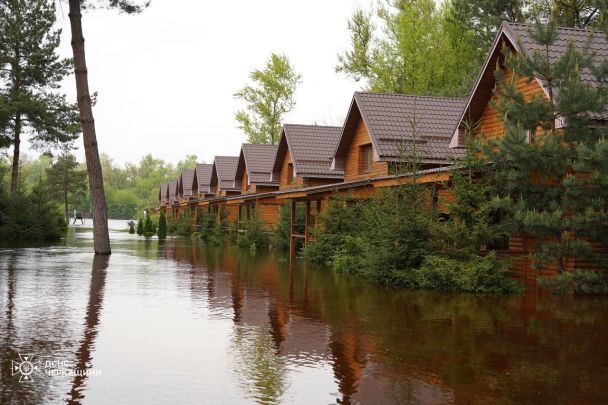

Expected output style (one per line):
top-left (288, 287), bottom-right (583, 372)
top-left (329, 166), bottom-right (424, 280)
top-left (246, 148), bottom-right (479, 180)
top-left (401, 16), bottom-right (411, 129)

top-left (10, 114), bottom-right (21, 193)
top-left (68, 0), bottom-right (111, 254)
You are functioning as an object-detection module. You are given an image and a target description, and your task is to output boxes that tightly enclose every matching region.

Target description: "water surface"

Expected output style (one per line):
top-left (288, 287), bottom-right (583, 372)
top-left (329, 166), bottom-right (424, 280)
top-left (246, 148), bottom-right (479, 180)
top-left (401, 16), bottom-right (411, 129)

top-left (1, 221), bottom-right (608, 404)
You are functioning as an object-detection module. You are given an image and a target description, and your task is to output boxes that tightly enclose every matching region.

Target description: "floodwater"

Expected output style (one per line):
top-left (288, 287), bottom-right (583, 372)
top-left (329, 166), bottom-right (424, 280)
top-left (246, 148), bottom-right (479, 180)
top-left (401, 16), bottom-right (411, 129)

top-left (1, 221), bottom-right (608, 404)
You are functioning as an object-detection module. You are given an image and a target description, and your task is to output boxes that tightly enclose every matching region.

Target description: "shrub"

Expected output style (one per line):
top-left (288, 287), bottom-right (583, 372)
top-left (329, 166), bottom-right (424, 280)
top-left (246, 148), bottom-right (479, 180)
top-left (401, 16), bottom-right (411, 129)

top-left (238, 216), bottom-right (270, 250)
top-left (169, 211), bottom-right (193, 237)
top-left (304, 197), bottom-right (359, 264)
top-left (271, 202), bottom-right (305, 252)
top-left (136, 218), bottom-right (144, 235)
top-left (539, 271), bottom-right (608, 295)
top-left (157, 211), bottom-right (167, 239)
top-left (128, 221), bottom-right (135, 234)
top-left (197, 208), bottom-right (227, 245)
top-left (417, 253), bottom-right (521, 294)
top-left (0, 181), bottom-right (66, 241)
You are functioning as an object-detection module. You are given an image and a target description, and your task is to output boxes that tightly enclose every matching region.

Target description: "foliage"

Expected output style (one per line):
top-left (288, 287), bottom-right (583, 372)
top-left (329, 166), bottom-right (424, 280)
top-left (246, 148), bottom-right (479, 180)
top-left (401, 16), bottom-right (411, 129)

top-left (0, 178), bottom-right (66, 240)
top-left (167, 211), bottom-right (193, 237)
top-left (539, 270), bottom-right (608, 294)
top-left (336, 0), bottom-right (480, 96)
top-left (195, 207), bottom-right (229, 245)
top-left (128, 220), bottom-right (135, 234)
top-left (304, 198), bottom-right (360, 265)
top-left (143, 214), bottom-right (155, 238)
top-left (136, 217), bottom-right (143, 236)
top-left (157, 211), bottom-right (167, 239)
top-left (234, 53), bottom-right (302, 144)
top-left (45, 153), bottom-right (87, 220)
top-left (481, 21), bottom-right (608, 273)
top-left (271, 202), bottom-right (304, 252)
top-left (237, 215), bottom-right (270, 250)
top-left (417, 254), bottom-right (522, 294)
top-left (0, 0), bottom-right (80, 190)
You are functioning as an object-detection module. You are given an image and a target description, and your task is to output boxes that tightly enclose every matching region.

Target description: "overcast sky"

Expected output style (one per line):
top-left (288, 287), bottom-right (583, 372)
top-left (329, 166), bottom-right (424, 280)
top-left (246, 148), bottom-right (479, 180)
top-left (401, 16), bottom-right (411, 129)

top-left (33, 0), bottom-right (374, 166)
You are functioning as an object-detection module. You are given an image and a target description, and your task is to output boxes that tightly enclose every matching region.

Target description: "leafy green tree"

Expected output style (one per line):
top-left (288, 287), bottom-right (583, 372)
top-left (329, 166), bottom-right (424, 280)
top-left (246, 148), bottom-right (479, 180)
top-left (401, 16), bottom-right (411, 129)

top-left (0, 0), bottom-right (80, 193)
top-left (234, 53), bottom-right (301, 144)
top-left (136, 217), bottom-right (144, 236)
top-left (46, 153), bottom-right (88, 221)
top-left (336, 0), bottom-right (479, 96)
top-left (483, 21), bottom-right (608, 273)
top-left (157, 211), bottom-right (167, 239)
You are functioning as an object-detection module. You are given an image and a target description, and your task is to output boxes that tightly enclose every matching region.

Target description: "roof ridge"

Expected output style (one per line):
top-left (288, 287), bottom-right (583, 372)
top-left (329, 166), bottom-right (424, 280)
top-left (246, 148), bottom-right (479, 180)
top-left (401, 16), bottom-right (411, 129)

top-left (355, 91), bottom-right (465, 101)
top-left (283, 123), bottom-right (342, 129)
top-left (505, 21), bottom-right (606, 34)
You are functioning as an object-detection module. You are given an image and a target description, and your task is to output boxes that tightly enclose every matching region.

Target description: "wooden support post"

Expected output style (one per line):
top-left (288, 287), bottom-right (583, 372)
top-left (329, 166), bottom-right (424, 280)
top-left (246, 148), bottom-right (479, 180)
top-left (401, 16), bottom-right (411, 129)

top-left (305, 200), bottom-right (311, 244)
top-left (237, 205), bottom-right (241, 239)
top-left (290, 200), bottom-right (296, 263)
top-left (315, 200), bottom-right (321, 231)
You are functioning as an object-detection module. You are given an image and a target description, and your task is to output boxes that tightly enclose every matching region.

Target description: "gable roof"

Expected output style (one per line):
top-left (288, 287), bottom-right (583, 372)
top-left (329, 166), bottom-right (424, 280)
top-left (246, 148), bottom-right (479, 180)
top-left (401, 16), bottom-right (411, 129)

top-left (450, 21), bottom-right (608, 148)
top-left (236, 144), bottom-right (279, 185)
top-left (272, 124), bottom-right (344, 179)
top-left (333, 92), bottom-right (466, 169)
top-left (159, 183), bottom-right (168, 204)
top-left (168, 179), bottom-right (178, 200)
top-left (193, 163), bottom-right (213, 194)
top-left (212, 156), bottom-right (240, 191)
top-left (178, 169), bottom-right (195, 197)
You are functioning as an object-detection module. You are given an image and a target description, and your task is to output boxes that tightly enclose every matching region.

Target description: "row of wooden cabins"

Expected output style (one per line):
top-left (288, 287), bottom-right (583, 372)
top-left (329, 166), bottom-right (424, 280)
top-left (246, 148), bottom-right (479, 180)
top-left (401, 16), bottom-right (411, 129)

top-left (156, 22), bottom-right (608, 277)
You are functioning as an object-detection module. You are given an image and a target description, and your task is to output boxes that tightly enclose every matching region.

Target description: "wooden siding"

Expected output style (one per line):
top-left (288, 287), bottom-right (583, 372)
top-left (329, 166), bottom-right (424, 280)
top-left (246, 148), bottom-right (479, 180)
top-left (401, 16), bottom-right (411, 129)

top-left (344, 119), bottom-right (389, 181)
top-left (279, 150), bottom-right (304, 190)
top-left (475, 67), bottom-right (545, 140)
top-left (241, 170), bottom-right (250, 193)
top-left (256, 203), bottom-right (281, 228)
top-left (303, 178), bottom-right (341, 188)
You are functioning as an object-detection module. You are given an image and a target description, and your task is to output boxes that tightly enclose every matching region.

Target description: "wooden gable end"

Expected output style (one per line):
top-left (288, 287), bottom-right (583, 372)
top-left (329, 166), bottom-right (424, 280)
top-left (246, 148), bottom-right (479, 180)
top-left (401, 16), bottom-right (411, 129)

top-left (279, 148), bottom-right (303, 190)
top-left (343, 118), bottom-right (389, 182)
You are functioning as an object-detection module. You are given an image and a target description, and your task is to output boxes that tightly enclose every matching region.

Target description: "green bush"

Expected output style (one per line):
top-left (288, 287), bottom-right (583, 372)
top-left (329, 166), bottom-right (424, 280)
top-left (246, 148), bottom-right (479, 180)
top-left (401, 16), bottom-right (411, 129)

top-left (238, 216), bottom-right (270, 250)
top-left (0, 181), bottom-right (66, 241)
top-left (539, 271), bottom-right (608, 295)
top-left (128, 221), bottom-right (135, 234)
top-left (157, 211), bottom-right (167, 239)
top-left (417, 253), bottom-right (521, 294)
top-left (168, 211), bottom-right (193, 237)
top-left (143, 214), bottom-right (156, 238)
top-left (304, 198), bottom-right (359, 264)
top-left (136, 218), bottom-right (144, 235)
top-left (197, 208), bottom-right (227, 245)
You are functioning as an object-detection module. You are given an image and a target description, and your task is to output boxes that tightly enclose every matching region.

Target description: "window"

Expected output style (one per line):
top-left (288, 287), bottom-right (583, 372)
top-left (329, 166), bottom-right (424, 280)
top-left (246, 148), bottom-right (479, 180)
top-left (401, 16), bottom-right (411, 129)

top-left (359, 144), bottom-right (373, 174)
top-left (287, 163), bottom-right (294, 183)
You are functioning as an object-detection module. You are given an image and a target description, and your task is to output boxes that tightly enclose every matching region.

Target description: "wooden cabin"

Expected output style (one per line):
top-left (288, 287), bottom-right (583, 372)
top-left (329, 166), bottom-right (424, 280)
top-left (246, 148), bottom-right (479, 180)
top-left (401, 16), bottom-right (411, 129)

top-left (332, 92), bottom-right (466, 182)
top-left (192, 163), bottom-right (214, 200)
top-left (235, 144), bottom-right (279, 194)
top-left (210, 156), bottom-right (241, 197)
top-left (447, 22), bottom-right (608, 277)
top-left (271, 124), bottom-right (344, 190)
top-left (159, 183), bottom-right (169, 206)
top-left (178, 169), bottom-right (195, 202)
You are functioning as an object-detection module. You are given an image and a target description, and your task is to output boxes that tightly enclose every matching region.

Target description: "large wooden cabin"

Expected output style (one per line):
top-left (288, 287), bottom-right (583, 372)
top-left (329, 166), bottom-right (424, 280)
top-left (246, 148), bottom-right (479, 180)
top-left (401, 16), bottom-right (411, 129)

top-left (192, 163), bottom-right (214, 200)
top-left (271, 124), bottom-right (344, 190)
top-left (332, 92), bottom-right (466, 182)
top-left (178, 169), bottom-right (195, 202)
top-left (210, 156), bottom-right (241, 197)
top-left (235, 144), bottom-right (279, 194)
top-left (159, 183), bottom-right (169, 206)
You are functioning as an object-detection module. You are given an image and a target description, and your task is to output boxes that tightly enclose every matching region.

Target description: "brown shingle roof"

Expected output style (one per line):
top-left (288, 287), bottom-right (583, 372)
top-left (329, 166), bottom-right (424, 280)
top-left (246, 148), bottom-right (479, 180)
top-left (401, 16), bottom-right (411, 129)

top-left (179, 169), bottom-right (195, 197)
top-left (159, 183), bottom-right (168, 204)
top-left (194, 163), bottom-right (213, 194)
top-left (273, 124), bottom-right (344, 178)
top-left (168, 179), bottom-right (178, 201)
top-left (335, 92), bottom-right (466, 167)
top-left (237, 144), bottom-right (279, 185)
top-left (213, 156), bottom-right (240, 190)
top-left (451, 22), bottom-right (608, 147)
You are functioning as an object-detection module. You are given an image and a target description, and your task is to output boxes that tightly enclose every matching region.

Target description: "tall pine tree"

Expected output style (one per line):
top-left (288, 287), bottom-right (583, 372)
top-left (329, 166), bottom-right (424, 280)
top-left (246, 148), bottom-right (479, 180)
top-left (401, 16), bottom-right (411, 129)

top-left (0, 0), bottom-right (80, 193)
top-left (46, 153), bottom-right (88, 222)
top-left (482, 21), bottom-right (608, 273)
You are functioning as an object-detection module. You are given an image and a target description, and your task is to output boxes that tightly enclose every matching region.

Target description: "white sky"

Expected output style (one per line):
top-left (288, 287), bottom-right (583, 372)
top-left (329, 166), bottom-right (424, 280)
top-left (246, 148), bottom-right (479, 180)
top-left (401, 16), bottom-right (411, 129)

top-left (30, 0), bottom-right (375, 166)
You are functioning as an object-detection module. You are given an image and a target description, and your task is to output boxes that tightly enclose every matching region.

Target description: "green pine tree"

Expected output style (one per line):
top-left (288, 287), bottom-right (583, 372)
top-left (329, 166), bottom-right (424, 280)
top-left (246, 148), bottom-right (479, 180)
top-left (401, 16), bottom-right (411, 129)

top-left (0, 0), bottom-right (80, 193)
top-left (157, 211), bottom-right (167, 240)
top-left (143, 214), bottom-right (155, 238)
top-left (482, 21), bottom-right (608, 273)
top-left (45, 154), bottom-right (88, 222)
top-left (136, 218), bottom-right (144, 236)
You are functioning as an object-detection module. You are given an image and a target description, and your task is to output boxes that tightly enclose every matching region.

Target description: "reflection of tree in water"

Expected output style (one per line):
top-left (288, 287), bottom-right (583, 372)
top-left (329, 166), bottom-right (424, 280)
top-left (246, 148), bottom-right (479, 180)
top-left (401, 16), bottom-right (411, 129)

top-left (230, 325), bottom-right (288, 404)
top-left (67, 254), bottom-right (109, 404)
